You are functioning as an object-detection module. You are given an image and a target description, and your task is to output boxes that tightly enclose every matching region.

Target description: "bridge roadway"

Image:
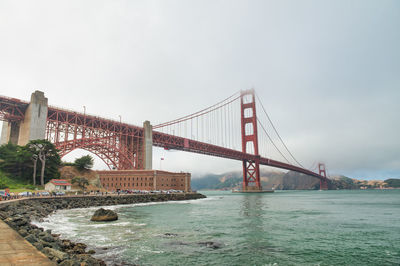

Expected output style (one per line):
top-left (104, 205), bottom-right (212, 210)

top-left (152, 131), bottom-right (325, 180)
top-left (0, 95), bottom-right (326, 180)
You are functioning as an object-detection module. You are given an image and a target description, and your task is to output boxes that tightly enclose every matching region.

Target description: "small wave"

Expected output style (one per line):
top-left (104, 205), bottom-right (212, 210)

top-left (79, 234), bottom-right (110, 243)
top-left (32, 213), bottom-right (80, 237)
top-left (133, 223), bottom-right (147, 226)
top-left (83, 221), bottom-right (131, 228)
top-left (140, 246), bottom-right (165, 254)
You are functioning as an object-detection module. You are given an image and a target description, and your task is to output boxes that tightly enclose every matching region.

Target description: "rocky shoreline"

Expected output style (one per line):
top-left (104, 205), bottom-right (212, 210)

top-left (0, 193), bottom-right (206, 265)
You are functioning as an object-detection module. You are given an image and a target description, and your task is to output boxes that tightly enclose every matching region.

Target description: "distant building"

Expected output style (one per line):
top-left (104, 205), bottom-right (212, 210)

top-left (45, 179), bottom-right (72, 192)
top-left (97, 170), bottom-right (191, 192)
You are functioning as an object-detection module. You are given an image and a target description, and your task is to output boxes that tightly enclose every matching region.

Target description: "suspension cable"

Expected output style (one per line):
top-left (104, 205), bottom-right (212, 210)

top-left (154, 91), bottom-right (240, 129)
top-left (255, 92), bottom-right (305, 168)
top-left (257, 117), bottom-right (291, 164)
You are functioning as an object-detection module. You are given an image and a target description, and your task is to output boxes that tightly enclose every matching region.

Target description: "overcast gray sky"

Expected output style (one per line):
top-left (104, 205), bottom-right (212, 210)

top-left (1, 0), bottom-right (399, 179)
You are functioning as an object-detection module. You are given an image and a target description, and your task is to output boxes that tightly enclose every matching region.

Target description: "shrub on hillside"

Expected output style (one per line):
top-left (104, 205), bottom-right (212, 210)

top-left (74, 155), bottom-right (94, 171)
top-left (71, 176), bottom-right (89, 190)
top-left (62, 162), bottom-right (76, 167)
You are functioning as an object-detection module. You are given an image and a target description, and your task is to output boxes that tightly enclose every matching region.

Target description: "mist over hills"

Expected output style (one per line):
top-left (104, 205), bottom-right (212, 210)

top-left (191, 170), bottom-right (400, 190)
top-left (191, 169), bottom-right (320, 190)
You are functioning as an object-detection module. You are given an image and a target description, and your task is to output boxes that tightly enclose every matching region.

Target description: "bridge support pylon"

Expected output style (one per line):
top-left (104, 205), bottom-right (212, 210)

top-left (143, 120), bottom-right (153, 170)
top-left (0, 91), bottom-right (48, 146)
top-left (240, 89), bottom-right (262, 192)
top-left (318, 163), bottom-right (328, 190)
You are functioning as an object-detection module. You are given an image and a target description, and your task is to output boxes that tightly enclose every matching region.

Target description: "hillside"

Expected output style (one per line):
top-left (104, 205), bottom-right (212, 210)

top-left (59, 166), bottom-right (104, 191)
top-left (191, 170), bottom-right (400, 190)
top-left (192, 169), bottom-right (320, 190)
top-left (0, 166), bottom-right (104, 192)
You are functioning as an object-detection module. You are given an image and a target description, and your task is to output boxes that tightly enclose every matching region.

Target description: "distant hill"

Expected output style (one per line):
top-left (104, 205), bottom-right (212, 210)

top-left (192, 169), bottom-right (320, 190)
top-left (385, 179), bottom-right (400, 188)
top-left (191, 170), bottom-right (400, 190)
top-left (191, 171), bottom-right (242, 190)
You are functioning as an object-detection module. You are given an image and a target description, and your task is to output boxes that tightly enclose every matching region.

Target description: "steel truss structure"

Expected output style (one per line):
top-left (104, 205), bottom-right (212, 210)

top-left (46, 107), bottom-right (145, 170)
top-left (0, 96), bottom-right (28, 121)
top-left (0, 93), bottom-right (329, 189)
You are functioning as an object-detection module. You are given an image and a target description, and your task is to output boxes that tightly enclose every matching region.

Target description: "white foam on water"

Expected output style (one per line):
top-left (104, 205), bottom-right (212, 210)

top-left (132, 223), bottom-right (146, 226)
top-left (125, 229), bottom-right (135, 234)
top-left (79, 234), bottom-right (110, 243)
top-left (83, 221), bottom-right (131, 228)
top-left (32, 211), bottom-right (80, 238)
top-left (140, 246), bottom-right (165, 254)
top-left (84, 223), bottom-right (113, 228)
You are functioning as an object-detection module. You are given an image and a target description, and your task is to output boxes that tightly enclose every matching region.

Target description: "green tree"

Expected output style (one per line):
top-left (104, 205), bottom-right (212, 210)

top-left (0, 170), bottom-right (8, 189)
top-left (0, 143), bottom-right (32, 181)
top-left (0, 141), bottom-right (60, 186)
top-left (31, 154), bottom-right (38, 185)
top-left (74, 155), bottom-right (94, 171)
top-left (71, 176), bottom-right (89, 191)
top-left (27, 140), bottom-right (61, 185)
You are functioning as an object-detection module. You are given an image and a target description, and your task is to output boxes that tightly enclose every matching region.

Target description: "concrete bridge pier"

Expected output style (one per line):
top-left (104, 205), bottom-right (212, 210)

top-left (0, 121), bottom-right (20, 144)
top-left (143, 120), bottom-right (153, 170)
top-left (0, 90), bottom-right (48, 146)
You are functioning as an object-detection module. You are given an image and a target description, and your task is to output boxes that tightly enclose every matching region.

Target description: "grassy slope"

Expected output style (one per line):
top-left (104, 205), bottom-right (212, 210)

top-left (0, 170), bottom-right (41, 192)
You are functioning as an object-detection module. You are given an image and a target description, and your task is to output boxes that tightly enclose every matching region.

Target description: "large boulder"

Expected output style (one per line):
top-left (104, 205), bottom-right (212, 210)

top-left (90, 208), bottom-right (118, 222)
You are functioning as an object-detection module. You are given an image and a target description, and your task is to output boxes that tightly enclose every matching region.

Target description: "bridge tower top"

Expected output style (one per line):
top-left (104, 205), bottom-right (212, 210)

top-left (318, 163), bottom-right (327, 177)
top-left (318, 163), bottom-right (328, 190)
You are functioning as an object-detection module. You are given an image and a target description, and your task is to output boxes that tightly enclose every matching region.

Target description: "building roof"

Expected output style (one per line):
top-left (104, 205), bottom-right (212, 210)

top-left (49, 179), bottom-right (72, 186)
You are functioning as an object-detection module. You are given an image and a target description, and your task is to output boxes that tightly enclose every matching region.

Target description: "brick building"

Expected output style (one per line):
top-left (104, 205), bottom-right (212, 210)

top-left (97, 170), bottom-right (191, 192)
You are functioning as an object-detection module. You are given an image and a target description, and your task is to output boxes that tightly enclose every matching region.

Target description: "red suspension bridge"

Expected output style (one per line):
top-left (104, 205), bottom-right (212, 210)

top-left (0, 90), bottom-right (329, 191)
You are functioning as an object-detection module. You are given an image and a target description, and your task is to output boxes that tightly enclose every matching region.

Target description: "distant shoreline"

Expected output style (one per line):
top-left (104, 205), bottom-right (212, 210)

top-left (197, 188), bottom-right (400, 191)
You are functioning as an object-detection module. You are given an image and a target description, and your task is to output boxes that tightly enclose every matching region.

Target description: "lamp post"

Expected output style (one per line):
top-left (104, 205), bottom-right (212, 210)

top-left (118, 115), bottom-right (122, 133)
top-left (118, 115), bottom-right (122, 153)
top-left (83, 106), bottom-right (86, 138)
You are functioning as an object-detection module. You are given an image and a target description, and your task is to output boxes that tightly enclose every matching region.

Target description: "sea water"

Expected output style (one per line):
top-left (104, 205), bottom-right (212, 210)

top-left (34, 190), bottom-right (400, 265)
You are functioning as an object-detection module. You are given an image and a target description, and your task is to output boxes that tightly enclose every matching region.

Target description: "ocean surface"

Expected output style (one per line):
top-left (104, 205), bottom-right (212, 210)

top-left (34, 190), bottom-right (400, 265)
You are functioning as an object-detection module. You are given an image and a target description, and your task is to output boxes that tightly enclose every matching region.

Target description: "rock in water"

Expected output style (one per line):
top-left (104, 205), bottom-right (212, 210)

top-left (90, 208), bottom-right (118, 222)
top-left (198, 241), bottom-right (223, 249)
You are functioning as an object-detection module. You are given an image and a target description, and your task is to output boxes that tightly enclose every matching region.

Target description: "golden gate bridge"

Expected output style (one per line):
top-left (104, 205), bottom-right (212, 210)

top-left (0, 89), bottom-right (329, 191)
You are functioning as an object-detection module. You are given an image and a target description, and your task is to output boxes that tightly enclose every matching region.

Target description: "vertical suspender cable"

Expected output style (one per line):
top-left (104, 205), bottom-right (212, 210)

top-left (255, 92), bottom-right (304, 168)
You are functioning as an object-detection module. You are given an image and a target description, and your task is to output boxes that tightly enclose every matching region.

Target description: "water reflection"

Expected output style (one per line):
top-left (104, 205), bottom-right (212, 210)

top-left (239, 193), bottom-right (265, 218)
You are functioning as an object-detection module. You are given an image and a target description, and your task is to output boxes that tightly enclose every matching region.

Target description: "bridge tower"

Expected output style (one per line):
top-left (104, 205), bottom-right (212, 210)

top-left (240, 89), bottom-right (262, 192)
top-left (318, 163), bottom-right (328, 190)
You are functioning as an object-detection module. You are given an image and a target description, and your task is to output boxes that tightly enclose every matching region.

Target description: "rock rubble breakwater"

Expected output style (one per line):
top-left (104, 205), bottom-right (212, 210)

top-left (0, 193), bottom-right (206, 265)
